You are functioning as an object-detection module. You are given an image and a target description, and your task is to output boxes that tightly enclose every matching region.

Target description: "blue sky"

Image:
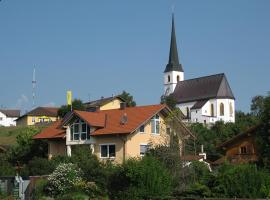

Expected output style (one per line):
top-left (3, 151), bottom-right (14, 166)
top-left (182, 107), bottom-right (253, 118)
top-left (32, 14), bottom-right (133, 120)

top-left (0, 1), bottom-right (269, 113)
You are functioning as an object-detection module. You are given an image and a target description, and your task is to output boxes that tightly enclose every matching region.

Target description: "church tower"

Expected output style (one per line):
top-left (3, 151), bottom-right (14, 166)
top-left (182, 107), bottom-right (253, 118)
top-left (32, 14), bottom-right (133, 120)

top-left (164, 14), bottom-right (184, 95)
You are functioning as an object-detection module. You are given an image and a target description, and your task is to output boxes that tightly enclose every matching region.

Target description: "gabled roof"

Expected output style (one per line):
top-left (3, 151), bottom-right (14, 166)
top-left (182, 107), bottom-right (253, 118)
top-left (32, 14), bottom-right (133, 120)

top-left (0, 109), bottom-right (20, 118)
top-left (164, 14), bottom-right (183, 73)
top-left (191, 100), bottom-right (208, 110)
top-left (92, 104), bottom-right (166, 136)
top-left (33, 120), bottom-right (65, 139)
top-left (218, 125), bottom-right (260, 149)
top-left (34, 104), bottom-right (169, 139)
top-left (16, 107), bottom-right (59, 121)
top-left (173, 73), bottom-right (235, 103)
top-left (84, 95), bottom-right (125, 109)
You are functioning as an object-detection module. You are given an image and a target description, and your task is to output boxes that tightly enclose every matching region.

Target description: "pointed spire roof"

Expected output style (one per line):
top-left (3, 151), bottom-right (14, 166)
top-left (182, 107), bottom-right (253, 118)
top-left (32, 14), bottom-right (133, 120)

top-left (164, 14), bottom-right (184, 73)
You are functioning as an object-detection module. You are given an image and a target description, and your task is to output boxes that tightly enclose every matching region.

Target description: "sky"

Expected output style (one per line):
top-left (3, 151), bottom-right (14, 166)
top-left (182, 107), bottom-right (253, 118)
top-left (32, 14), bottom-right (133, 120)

top-left (0, 1), bottom-right (269, 114)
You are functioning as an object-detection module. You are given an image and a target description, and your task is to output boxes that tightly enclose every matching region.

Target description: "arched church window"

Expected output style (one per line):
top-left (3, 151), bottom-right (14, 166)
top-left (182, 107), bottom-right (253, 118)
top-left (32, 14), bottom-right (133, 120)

top-left (177, 75), bottom-right (180, 82)
top-left (210, 104), bottom-right (214, 117)
top-left (186, 107), bottom-right (190, 119)
top-left (220, 103), bottom-right (224, 116)
top-left (168, 75), bottom-right (170, 83)
top-left (230, 102), bottom-right (233, 117)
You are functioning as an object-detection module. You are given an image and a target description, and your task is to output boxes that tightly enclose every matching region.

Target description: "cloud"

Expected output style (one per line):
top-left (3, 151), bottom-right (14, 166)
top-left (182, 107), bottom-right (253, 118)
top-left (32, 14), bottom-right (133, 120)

top-left (16, 94), bottom-right (29, 109)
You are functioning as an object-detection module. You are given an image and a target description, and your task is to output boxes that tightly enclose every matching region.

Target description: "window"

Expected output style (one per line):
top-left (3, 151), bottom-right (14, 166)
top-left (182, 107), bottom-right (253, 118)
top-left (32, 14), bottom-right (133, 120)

top-left (139, 125), bottom-right (145, 133)
top-left (32, 117), bottom-right (35, 123)
top-left (151, 115), bottom-right (160, 134)
top-left (177, 75), bottom-right (180, 82)
top-left (100, 144), bottom-right (116, 158)
top-left (168, 75), bottom-right (170, 82)
top-left (240, 146), bottom-right (247, 154)
top-left (140, 144), bottom-right (149, 156)
top-left (0, 117), bottom-right (2, 121)
top-left (70, 119), bottom-right (90, 141)
top-left (186, 107), bottom-right (190, 119)
top-left (230, 102), bottom-right (233, 117)
top-left (220, 103), bottom-right (224, 116)
top-left (210, 104), bottom-right (214, 117)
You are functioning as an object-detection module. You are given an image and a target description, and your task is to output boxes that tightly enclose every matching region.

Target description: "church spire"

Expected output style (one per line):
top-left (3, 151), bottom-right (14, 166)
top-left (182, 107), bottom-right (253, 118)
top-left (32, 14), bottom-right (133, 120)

top-left (164, 14), bottom-right (184, 72)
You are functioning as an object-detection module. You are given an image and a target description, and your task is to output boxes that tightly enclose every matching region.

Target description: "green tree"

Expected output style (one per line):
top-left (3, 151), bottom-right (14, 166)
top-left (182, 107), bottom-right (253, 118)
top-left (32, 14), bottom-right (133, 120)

top-left (119, 90), bottom-right (136, 107)
top-left (255, 93), bottom-right (270, 167)
top-left (58, 99), bottom-right (86, 118)
top-left (161, 94), bottom-right (177, 110)
top-left (7, 126), bottom-right (47, 166)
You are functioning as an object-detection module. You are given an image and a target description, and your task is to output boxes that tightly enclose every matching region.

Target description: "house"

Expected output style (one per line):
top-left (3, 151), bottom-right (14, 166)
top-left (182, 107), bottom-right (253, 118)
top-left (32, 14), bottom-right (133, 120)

top-left (0, 109), bottom-right (20, 127)
top-left (163, 14), bottom-right (235, 124)
top-left (84, 95), bottom-right (125, 111)
top-left (16, 107), bottom-right (59, 126)
top-left (213, 125), bottom-right (260, 165)
top-left (33, 104), bottom-right (193, 163)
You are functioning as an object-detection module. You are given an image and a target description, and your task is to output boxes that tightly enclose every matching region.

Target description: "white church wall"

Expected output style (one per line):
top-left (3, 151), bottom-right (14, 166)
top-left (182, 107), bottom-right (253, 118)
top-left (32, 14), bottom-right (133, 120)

top-left (177, 101), bottom-right (196, 118)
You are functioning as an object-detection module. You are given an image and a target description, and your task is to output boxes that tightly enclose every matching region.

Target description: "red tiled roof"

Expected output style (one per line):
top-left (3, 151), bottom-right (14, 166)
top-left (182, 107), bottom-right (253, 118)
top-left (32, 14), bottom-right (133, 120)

top-left (74, 110), bottom-right (105, 127)
top-left (92, 104), bottom-right (166, 136)
top-left (33, 121), bottom-right (65, 139)
top-left (33, 104), bottom-right (167, 139)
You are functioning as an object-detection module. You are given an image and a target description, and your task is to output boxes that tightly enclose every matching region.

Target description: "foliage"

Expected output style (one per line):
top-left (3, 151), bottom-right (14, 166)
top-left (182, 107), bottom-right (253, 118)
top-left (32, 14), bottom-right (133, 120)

top-left (58, 99), bottom-right (86, 118)
top-left (108, 156), bottom-right (172, 199)
top-left (31, 179), bottom-right (48, 200)
top-left (212, 164), bottom-right (270, 198)
top-left (6, 126), bottom-right (47, 165)
top-left (0, 154), bottom-right (15, 176)
top-left (46, 163), bottom-right (83, 197)
top-left (161, 94), bottom-right (178, 110)
top-left (70, 145), bottom-right (108, 192)
top-left (119, 90), bottom-right (136, 107)
top-left (27, 157), bottom-right (56, 176)
top-left (255, 92), bottom-right (270, 167)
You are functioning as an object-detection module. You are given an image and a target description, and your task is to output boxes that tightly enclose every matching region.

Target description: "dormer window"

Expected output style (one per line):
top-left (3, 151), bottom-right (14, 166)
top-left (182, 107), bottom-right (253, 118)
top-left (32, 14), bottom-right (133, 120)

top-left (70, 119), bottom-right (90, 141)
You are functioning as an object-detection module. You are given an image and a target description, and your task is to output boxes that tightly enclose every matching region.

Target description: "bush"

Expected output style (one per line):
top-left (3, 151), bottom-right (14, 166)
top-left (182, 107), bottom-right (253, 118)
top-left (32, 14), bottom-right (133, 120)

top-left (212, 164), bottom-right (270, 198)
top-left (27, 157), bottom-right (55, 176)
top-left (108, 156), bottom-right (172, 199)
top-left (46, 163), bottom-right (83, 197)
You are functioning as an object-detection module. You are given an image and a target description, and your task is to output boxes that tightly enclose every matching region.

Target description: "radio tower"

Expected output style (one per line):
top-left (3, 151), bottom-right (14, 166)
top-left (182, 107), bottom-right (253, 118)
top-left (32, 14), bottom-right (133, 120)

top-left (32, 67), bottom-right (37, 108)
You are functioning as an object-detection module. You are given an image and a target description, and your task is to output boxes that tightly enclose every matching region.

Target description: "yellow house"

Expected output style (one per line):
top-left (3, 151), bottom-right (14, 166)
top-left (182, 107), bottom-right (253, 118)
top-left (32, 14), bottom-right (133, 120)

top-left (16, 107), bottom-right (59, 126)
top-left (34, 104), bottom-right (193, 163)
top-left (84, 95), bottom-right (125, 111)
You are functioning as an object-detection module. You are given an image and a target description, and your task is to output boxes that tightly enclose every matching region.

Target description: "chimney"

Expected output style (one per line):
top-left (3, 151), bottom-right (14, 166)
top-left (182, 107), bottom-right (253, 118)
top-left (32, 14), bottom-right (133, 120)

top-left (120, 102), bottom-right (126, 110)
top-left (198, 144), bottom-right (207, 160)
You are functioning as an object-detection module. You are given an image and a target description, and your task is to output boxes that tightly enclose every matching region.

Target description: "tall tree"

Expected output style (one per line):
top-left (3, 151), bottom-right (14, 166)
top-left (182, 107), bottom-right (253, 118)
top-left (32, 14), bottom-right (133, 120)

top-left (160, 94), bottom-right (177, 110)
top-left (58, 99), bottom-right (86, 118)
top-left (119, 91), bottom-right (136, 107)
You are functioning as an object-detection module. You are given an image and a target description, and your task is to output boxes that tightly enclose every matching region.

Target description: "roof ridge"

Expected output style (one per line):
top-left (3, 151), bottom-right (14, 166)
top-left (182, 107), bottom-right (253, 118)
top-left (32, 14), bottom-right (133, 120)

top-left (179, 73), bottom-right (225, 82)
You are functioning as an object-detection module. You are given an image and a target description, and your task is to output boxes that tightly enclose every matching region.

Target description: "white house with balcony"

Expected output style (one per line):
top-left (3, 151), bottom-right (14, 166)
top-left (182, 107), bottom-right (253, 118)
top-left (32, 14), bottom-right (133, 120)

top-left (163, 15), bottom-right (235, 124)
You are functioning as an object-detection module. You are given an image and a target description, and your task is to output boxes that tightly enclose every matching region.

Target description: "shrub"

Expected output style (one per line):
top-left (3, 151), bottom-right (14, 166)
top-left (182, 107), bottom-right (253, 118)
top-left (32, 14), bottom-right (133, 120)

top-left (108, 156), bottom-right (172, 199)
top-left (27, 157), bottom-right (55, 176)
top-left (46, 163), bottom-right (82, 196)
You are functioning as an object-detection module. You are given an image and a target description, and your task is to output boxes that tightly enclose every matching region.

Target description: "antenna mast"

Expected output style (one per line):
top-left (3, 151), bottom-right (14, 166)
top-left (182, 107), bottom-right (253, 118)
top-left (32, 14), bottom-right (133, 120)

top-left (32, 67), bottom-right (37, 108)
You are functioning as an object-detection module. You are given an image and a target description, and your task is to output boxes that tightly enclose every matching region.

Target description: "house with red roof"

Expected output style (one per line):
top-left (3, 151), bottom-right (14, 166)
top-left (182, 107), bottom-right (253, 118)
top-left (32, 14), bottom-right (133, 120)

top-left (34, 104), bottom-right (193, 163)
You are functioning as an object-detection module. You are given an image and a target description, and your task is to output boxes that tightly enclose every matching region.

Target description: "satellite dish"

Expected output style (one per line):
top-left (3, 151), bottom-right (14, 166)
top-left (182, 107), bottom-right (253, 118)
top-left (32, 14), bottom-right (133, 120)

top-left (120, 113), bottom-right (128, 125)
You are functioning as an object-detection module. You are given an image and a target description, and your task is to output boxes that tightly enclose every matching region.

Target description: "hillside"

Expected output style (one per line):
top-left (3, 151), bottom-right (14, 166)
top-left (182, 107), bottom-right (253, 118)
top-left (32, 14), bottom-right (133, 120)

top-left (0, 126), bottom-right (46, 146)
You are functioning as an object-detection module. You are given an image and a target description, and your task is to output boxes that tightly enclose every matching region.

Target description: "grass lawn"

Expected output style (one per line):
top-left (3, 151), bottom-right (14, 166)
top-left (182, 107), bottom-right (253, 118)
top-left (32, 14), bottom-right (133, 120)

top-left (0, 126), bottom-right (46, 146)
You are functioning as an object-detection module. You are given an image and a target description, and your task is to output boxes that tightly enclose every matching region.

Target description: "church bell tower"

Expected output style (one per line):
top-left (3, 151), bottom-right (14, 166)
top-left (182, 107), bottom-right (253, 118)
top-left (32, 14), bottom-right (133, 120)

top-left (164, 14), bottom-right (184, 96)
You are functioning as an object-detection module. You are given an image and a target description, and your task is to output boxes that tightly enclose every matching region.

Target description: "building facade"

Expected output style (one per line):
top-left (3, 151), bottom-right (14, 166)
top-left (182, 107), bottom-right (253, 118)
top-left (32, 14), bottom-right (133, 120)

top-left (0, 109), bottom-right (20, 127)
top-left (34, 104), bottom-right (193, 163)
top-left (163, 15), bottom-right (235, 124)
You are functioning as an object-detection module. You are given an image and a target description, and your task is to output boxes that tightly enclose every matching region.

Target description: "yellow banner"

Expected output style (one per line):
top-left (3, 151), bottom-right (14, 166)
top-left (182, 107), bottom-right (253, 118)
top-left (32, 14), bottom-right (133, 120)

top-left (67, 91), bottom-right (72, 105)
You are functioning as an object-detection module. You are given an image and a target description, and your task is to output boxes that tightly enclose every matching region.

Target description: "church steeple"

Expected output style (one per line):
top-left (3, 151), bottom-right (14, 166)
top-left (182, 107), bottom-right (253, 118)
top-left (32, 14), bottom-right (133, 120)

top-left (164, 14), bottom-right (183, 73)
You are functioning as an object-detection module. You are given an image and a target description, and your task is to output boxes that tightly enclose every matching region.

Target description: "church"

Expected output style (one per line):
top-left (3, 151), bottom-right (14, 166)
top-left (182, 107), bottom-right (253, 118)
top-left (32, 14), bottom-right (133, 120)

top-left (163, 15), bottom-right (235, 124)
